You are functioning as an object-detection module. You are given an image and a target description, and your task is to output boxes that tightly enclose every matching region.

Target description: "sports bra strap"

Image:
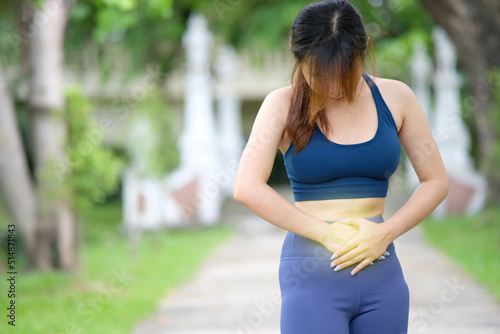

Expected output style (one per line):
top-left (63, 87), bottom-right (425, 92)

top-left (362, 73), bottom-right (398, 132)
top-left (362, 72), bottom-right (377, 90)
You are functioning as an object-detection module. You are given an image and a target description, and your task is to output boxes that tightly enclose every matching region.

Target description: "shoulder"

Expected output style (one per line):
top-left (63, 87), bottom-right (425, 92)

top-left (370, 76), bottom-right (420, 131)
top-left (371, 76), bottom-right (417, 106)
top-left (263, 85), bottom-right (294, 110)
top-left (257, 85), bottom-right (294, 123)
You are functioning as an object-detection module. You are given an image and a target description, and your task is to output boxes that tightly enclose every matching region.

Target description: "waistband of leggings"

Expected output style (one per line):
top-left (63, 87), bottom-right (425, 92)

top-left (324, 215), bottom-right (384, 224)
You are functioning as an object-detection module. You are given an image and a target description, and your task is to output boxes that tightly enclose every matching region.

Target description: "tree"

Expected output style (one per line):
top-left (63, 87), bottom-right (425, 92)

top-left (419, 0), bottom-right (500, 202)
top-left (0, 0), bottom-right (177, 271)
top-left (20, 0), bottom-right (78, 270)
top-left (1, 0), bottom-right (123, 270)
top-left (0, 59), bottom-right (37, 266)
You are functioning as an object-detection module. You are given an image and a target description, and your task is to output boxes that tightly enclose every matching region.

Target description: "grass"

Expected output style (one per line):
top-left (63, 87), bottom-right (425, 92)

top-left (420, 204), bottom-right (500, 301)
top-left (3, 203), bottom-right (233, 334)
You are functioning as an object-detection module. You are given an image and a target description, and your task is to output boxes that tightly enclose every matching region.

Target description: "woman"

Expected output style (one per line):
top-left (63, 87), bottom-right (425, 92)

top-left (233, 1), bottom-right (449, 333)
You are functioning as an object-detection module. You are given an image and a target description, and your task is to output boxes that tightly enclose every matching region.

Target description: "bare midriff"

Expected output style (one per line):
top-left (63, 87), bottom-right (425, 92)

top-left (294, 197), bottom-right (385, 223)
top-left (279, 77), bottom-right (393, 224)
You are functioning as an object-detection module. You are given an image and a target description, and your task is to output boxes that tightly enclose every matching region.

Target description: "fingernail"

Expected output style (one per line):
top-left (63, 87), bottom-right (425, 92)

top-left (380, 255), bottom-right (386, 260)
top-left (334, 265), bottom-right (342, 272)
top-left (351, 271), bottom-right (357, 276)
top-left (384, 251), bottom-right (390, 256)
top-left (339, 218), bottom-right (346, 222)
top-left (330, 262), bottom-right (336, 268)
top-left (370, 262), bottom-right (374, 265)
top-left (330, 254), bottom-right (338, 260)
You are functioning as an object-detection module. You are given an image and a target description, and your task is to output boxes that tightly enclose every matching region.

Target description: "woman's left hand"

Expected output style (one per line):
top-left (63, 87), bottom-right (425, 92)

top-left (329, 217), bottom-right (395, 276)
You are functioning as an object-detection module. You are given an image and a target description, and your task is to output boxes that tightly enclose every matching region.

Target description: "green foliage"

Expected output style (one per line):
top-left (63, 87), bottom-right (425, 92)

top-left (11, 203), bottom-right (233, 334)
top-left (375, 29), bottom-right (432, 80)
top-left (62, 0), bottom-right (433, 83)
top-left (63, 86), bottom-right (125, 208)
top-left (361, 0), bottom-right (433, 80)
top-left (125, 89), bottom-right (180, 178)
top-left (205, 0), bottom-right (430, 50)
top-left (202, 0), bottom-right (432, 80)
top-left (1, 0), bottom-right (433, 81)
top-left (89, 0), bottom-right (174, 42)
top-left (66, 0), bottom-right (181, 79)
top-left (481, 67), bottom-right (500, 191)
top-left (205, 0), bottom-right (311, 49)
top-left (421, 204), bottom-right (500, 301)
top-left (0, 2), bottom-right (22, 66)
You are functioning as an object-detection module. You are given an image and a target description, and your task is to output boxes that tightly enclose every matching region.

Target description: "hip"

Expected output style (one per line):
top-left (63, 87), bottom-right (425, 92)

top-left (279, 215), bottom-right (396, 261)
top-left (278, 216), bottom-right (405, 291)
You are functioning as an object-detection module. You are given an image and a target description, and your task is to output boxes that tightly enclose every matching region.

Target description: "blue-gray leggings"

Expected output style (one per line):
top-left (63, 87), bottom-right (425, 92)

top-left (278, 216), bottom-right (409, 334)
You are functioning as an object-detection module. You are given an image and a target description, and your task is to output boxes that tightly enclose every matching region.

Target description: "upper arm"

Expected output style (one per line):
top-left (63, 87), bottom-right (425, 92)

top-left (394, 81), bottom-right (448, 184)
top-left (233, 87), bottom-right (291, 196)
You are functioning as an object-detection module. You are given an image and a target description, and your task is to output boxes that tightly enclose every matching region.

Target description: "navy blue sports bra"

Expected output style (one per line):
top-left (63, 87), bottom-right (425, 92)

top-left (283, 73), bottom-right (401, 201)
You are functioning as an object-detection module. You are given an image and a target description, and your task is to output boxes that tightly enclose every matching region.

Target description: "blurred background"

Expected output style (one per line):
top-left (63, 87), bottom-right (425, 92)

top-left (0, 0), bottom-right (499, 333)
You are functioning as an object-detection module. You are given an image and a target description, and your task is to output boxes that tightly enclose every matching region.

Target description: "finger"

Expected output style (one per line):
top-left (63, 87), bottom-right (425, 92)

top-left (331, 246), bottom-right (362, 268)
top-left (335, 247), bottom-right (384, 268)
top-left (338, 217), bottom-right (359, 227)
top-left (351, 258), bottom-right (374, 276)
top-left (332, 236), bottom-right (361, 258)
top-left (336, 218), bottom-right (355, 229)
top-left (331, 253), bottom-right (365, 271)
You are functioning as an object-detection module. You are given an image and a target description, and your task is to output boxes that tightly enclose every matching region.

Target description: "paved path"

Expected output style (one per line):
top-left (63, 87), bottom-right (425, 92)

top-left (133, 186), bottom-right (500, 334)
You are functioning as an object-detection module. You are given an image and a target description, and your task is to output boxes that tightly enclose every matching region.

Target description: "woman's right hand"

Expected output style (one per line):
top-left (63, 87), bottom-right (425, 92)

top-left (320, 221), bottom-right (359, 254)
top-left (320, 220), bottom-right (389, 268)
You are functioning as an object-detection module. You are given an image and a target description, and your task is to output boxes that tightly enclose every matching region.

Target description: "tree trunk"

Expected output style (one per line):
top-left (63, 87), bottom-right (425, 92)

top-left (419, 0), bottom-right (500, 202)
top-left (0, 59), bottom-right (38, 267)
top-left (25, 0), bottom-right (78, 270)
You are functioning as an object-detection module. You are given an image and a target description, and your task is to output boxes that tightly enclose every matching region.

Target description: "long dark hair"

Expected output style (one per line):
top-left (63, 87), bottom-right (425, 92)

top-left (287, 0), bottom-right (375, 153)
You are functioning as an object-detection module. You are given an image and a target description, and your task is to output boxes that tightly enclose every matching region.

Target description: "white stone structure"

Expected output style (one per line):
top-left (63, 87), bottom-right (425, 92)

top-left (122, 169), bottom-right (165, 231)
top-left (407, 42), bottom-right (433, 190)
top-left (122, 117), bottom-right (165, 231)
top-left (432, 28), bottom-right (487, 216)
top-left (215, 45), bottom-right (245, 196)
top-left (410, 42), bottom-right (433, 126)
top-left (409, 28), bottom-right (486, 216)
top-left (123, 14), bottom-right (228, 229)
top-left (178, 14), bottom-right (218, 173)
top-left (173, 13), bottom-right (223, 225)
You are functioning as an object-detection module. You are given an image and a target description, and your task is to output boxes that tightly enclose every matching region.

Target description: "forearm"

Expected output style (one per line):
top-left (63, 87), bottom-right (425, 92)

top-left (234, 183), bottom-right (330, 243)
top-left (384, 178), bottom-right (449, 241)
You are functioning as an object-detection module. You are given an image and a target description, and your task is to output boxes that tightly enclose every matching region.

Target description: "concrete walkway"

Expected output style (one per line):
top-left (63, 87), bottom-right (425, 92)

top-left (133, 186), bottom-right (500, 334)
